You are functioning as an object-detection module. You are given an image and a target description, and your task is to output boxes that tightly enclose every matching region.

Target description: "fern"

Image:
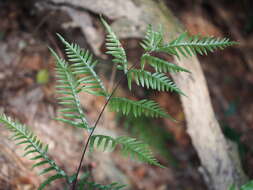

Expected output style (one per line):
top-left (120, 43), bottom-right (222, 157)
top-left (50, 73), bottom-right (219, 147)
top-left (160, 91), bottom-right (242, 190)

top-left (109, 97), bottom-right (175, 120)
top-left (50, 48), bottom-right (90, 129)
top-left (158, 32), bottom-right (236, 57)
top-left (57, 34), bottom-right (107, 97)
top-left (127, 69), bottom-right (184, 95)
top-left (101, 17), bottom-right (128, 73)
top-left (0, 114), bottom-right (67, 189)
top-left (0, 19), bottom-right (236, 190)
top-left (140, 24), bottom-right (164, 52)
top-left (81, 182), bottom-right (126, 190)
top-left (90, 135), bottom-right (164, 167)
top-left (76, 173), bottom-right (125, 190)
top-left (141, 53), bottom-right (190, 73)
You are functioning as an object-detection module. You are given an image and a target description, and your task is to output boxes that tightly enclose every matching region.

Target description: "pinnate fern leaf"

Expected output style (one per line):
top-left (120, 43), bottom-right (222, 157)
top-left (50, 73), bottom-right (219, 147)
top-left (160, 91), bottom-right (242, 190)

top-left (57, 34), bottom-right (107, 97)
top-left (0, 114), bottom-right (67, 189)
top-left (82, 181), bottom-right (126, 190)
top-left (140, 24), bottom-right (163, 52)
top-left (127, 69), bottom-right (184, 95)
top-left (109, 97), bottom-right (175, 121)
top-left (90, 135), bottom-right (164, 167)
top-left (141, 53), bottom-right (190, 73)
top-left (49, 48), bottom-right (89, 129)
top-left (101, 17), bottom-right (128, 73)
top-left (158, 32), bottom-right (236, 57)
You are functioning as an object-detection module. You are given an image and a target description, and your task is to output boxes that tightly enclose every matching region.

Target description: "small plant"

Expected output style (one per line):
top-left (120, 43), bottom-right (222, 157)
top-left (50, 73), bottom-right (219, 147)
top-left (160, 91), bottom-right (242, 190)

top-left (0, 17), bottom-right (235, 190)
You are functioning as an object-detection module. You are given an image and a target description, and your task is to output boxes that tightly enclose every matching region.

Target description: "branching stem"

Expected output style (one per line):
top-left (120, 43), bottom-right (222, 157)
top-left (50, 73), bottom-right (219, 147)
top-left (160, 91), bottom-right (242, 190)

top-left (71, 63), bottom-right (138, 190)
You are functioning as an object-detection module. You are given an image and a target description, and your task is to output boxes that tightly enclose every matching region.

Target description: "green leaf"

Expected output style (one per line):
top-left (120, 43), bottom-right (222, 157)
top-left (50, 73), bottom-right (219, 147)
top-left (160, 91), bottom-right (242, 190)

top-left (101, 17), bottom-right (128, 73)
top-left (56, 34), bottom-right (107, 96)
top-left (109, 97), bottom-right (175, 121)
top-left (0, 114), bottom-right (67, 189)
top-left (127, 69), bottom-right (185, 95)
top-left (38, 174), bottom-right (64, 190)
top-left (142, 54), bottom-right (190, 73)
top-left (90, 135), bottom-right (164, 167)
top-left (228, 184), bottom-right (237, 190)
top-left (141, 24), bottom-right (164, 52)
top-left (49, 47), bottom-right (89, 129)
top-left (241, 181), bottom-right (253, 190)
top-left (158, 32), bottom-right (237, 57)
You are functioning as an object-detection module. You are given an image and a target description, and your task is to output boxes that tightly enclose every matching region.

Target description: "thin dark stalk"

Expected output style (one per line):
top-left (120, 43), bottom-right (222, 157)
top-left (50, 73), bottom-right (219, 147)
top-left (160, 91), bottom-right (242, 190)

top-left (71, 63), bottom-right (138, 190)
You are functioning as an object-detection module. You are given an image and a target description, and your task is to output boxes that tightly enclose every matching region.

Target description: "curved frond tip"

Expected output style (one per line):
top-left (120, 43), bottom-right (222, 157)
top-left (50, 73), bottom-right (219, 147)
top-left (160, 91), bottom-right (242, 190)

top-left (101, 17), bottom-right (128, 73)
top-left (158, 32), bottom-right (237, 57)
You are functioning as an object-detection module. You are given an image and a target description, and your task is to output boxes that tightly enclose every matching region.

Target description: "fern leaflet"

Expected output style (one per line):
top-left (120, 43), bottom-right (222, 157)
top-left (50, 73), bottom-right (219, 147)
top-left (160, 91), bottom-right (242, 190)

top-left (57, 34), bottom-right (107, 97)
top-left (140, 24), bottom-right (164, 52)
top-left (49, 48), bottom-right (89, 129)
top-left (158, 32), bottom-right (236, 57)
top-left (127, 69), bottom-right (184, 95)
top-left (80, 181), bottom-right (126, 190)
top-left (141, 53), bottom-right (190, 73)
top-left (90, 135), bottom-right (164, 167)
top-left (101, 17), bottom-right (128, 73)
top-left (0, 114), bottom-right (67, 190)
top-left (109, 97), bottom-right (175, 120)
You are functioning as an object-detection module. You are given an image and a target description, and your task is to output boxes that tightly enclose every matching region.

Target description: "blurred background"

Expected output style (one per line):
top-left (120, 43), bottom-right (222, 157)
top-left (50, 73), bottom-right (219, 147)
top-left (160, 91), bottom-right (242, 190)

top-left (0, 0), bottom-right (252, 189)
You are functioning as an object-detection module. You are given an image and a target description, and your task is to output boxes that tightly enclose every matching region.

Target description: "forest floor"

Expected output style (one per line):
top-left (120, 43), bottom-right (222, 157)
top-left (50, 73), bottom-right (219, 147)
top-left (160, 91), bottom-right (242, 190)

top-left (0, 0), bottom-right (252, 190)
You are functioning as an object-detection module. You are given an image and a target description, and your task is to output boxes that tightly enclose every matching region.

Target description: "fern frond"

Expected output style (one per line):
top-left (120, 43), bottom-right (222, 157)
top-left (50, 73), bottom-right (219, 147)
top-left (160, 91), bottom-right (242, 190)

top-left (90, 135), bottom-right (164, 167)
top-left (0, 114), bottom-right (67, 189)
top-left (127, 69), bottom-right (184, 95)
top-left (140, 24), bottom-right (163, 52)
top-left (141, 54), bottom-right (190, 73)
top-left (101, 17), bottom-right (128, 73)
top-left (89, 135), bottom-right (116, 152)
top-left (57, 34), bottom-right (107, 97)
top-left (83, 181), bottom-right (126, 190)
top-left (49, 48), bottom-right (89, 129)
top-left (109, 97), bottom-right (175, 121)
top-left (158, 32), bottom-right (236, 57)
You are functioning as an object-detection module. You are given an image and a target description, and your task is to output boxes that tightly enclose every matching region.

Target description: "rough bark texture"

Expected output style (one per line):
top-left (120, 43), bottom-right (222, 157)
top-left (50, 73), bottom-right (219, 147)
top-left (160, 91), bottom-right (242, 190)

top-left (37, 0), bottom-right (248, 189)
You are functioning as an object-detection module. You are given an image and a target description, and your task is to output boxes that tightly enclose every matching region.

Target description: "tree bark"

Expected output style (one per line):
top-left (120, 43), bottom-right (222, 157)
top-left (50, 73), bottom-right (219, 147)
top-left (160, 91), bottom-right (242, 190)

top-left (39, 0), bottom-right (248, 189)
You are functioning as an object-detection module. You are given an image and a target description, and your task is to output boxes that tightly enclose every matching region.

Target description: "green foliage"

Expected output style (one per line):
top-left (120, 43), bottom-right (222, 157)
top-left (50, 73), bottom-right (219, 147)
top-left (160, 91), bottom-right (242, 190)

top-left (228, 181), bottom-right (253, 190)
top-left (0, 114), bottom-right (67, 190)
top-left (109, 97), bottom-right (175, 120)
top-left (158, 32), bottom-right (236, 58)
top-left (241, 181), bottom-right (253, 190)
top-left (101, 17), bottom-right (128, 73)
top-left (0, 17), bottom-right (236, 190)
top-left (121, 115), bottom-right (177, 165)
top-left (141, 54), bottom-right (190, 73)
top-left (76, 172), bottom-right (126, 190)
top-left (127, 69), bottom-right (184, 95)
top-left (140, 24), bottom-right (163, 52)
top-left (49, 48), bottom-right (89, 129)
top-left (57, 34), bottom-right (107, 97)
top-left (81, 181), bottom-right (126, 190)
top-left (90, 135), bottom-right (164, 167)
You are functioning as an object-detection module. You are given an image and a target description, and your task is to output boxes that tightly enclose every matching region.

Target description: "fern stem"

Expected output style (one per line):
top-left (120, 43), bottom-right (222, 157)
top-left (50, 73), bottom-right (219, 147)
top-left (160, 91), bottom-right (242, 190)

top-left (71, 62), bottom-right (138, 190)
